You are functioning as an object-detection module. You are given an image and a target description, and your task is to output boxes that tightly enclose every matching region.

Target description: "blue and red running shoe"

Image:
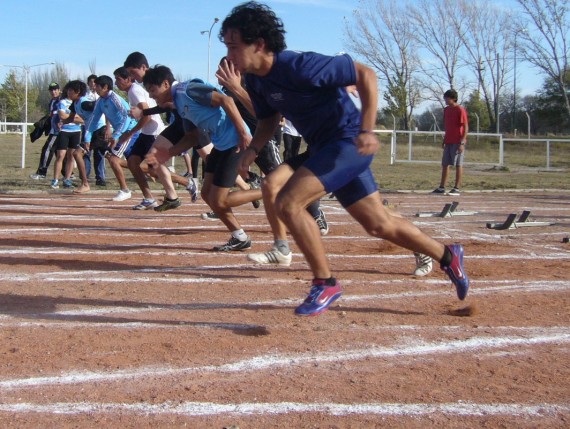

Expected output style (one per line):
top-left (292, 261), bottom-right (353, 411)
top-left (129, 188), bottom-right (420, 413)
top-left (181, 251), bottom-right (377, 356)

top-left (441, 244), bottom-right (470, 300)
top-left (295, 278), bottom-right (342, 316)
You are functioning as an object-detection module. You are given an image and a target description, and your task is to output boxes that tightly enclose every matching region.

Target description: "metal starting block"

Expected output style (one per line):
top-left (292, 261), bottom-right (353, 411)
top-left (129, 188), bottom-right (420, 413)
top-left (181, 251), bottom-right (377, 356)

top-left (486, 210), bottom-right (555, 230)
top-left (416, 201), bottom-right (478, 218)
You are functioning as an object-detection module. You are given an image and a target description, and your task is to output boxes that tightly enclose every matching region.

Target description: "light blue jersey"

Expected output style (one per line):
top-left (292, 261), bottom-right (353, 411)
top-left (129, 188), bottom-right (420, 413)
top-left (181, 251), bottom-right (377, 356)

top-left (171, 79), bottom-right (249, 151)
top-left (73, 96), bottom-right (106, 143)
top-left (86, 90), bottom-right (136, 141)
top-left (58, 99), bottom-right (82, 133)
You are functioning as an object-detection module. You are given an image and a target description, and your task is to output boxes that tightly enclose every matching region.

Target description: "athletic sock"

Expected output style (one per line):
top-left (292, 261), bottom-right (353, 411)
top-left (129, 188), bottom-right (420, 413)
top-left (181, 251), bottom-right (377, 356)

top-left (275, 239), bottom-right (290, 255)
top-left (232, 229), bottom-right (248, 241)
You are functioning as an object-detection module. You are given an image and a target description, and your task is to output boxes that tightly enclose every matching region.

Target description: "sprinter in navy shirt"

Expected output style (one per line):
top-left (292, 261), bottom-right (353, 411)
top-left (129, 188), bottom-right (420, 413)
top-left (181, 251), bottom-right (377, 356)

top-left (220, 1), bottom-right (470, 316)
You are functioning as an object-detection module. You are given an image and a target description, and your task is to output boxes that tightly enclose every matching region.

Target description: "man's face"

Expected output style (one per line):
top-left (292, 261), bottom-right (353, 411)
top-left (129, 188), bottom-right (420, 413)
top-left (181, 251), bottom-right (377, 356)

top-left (67, 88), bottom-right (80, 101)
top-left (145, 80), bottom-right (171, 107)
top-left (95, 83), bottom-right (109, 97)
top-left (88, 79), bottom-right (96, 91)
top-left (114, 75), bottom-right (131, 92)
top-left (127, 65), bottom-right (146, 83)
top-left (49, 88), bottom-right (60, 98)
top-left (223, 29), bottom-right (258, 74)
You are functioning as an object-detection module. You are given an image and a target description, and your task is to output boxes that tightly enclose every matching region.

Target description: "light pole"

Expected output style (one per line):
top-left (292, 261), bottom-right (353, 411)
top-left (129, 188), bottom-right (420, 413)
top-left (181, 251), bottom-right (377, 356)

top-left (512, 28), bottom-right (527, 134)
top-left (200, 17), bottom-right (219, 82)
top-left (1, 62), bottom-right (55, 168)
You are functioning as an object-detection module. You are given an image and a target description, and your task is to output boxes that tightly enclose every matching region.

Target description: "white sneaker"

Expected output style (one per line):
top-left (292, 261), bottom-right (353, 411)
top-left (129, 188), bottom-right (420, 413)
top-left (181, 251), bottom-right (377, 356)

top-left (413, 252), bottom-right (433, 276)
top-left (247, 247), bottom-right (292, 266)
top-left (30, 173), bottom-right (46, 180)
top-left (112, 189), bottom-right (132, 202)
top-left (186, 177), bottom-right (199, 202)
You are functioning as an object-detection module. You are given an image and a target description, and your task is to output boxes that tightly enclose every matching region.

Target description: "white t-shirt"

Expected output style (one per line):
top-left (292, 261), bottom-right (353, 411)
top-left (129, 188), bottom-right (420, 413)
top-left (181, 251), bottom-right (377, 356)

top-left (282, 118), bottom-right (300, 137)
top-left (128, 82), bottom-right (165, 136)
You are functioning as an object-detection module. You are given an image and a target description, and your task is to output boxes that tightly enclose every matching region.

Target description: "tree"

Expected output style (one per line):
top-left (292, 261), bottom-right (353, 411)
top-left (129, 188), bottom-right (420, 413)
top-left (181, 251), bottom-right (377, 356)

top-left (515, 0), bottom-right (570, 118)
top-left (344, 0), bottom-right (421, 130)
top-left (532, 70), bottom-right (570, 133)
top-left (463, 90), bottom-right (491, 132)
top-left (409, 0), bottom-right (469, 104)
top-left (452, 0), bottom-right (514, 133)
top-left (0, 70), bottom-right (25, 122)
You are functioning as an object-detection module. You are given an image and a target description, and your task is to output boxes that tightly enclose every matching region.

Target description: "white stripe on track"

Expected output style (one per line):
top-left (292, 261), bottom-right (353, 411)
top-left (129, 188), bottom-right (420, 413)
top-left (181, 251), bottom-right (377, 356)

top-left (0, 332), bottom-right (568, 390)
top-left (0, 400), bottom-right (567, 418)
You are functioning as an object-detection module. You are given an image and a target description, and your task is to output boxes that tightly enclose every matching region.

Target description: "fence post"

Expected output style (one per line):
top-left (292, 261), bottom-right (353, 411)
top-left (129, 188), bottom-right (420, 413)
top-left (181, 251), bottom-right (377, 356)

top-left (499, 134), bottom-right (504, 166)
top-left (390, 130), bottom-right (396, 165)
top-left (546, 140), bottom-right (550, 170)
top-left (408, 132), bottom-right (412, 161)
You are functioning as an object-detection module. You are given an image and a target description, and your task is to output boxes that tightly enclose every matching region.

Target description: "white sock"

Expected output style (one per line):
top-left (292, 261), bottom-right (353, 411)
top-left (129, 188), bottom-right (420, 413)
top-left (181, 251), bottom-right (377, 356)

top-left (231, 229), bottom-right (248, 241)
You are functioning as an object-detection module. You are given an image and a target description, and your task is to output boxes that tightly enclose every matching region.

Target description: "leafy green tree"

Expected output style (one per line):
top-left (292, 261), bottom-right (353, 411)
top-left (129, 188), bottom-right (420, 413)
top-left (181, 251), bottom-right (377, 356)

top-left (463, 90), bottom-right (491, 132)
top-left (531, 70), bottom-right (570, 134)
top-left (0, 70), bottom-right (25, 122)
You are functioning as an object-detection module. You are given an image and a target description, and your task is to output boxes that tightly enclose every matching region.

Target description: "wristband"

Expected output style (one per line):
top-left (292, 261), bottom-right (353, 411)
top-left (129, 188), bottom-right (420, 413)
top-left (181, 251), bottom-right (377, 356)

top-left (248, 145), bottom-right (260, 155)
top-left (359, 129), bottom-right (375, 135)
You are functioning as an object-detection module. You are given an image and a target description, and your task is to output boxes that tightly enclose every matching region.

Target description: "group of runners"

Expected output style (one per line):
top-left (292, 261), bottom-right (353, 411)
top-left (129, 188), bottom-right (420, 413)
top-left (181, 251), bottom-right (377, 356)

top-left (35, 1), bottom-right (472, 316)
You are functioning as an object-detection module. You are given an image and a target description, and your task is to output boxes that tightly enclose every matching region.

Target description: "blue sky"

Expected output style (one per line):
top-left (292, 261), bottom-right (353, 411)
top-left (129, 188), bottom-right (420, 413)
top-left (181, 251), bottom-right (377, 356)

top-left (0, 0), bottom-right (541, 107)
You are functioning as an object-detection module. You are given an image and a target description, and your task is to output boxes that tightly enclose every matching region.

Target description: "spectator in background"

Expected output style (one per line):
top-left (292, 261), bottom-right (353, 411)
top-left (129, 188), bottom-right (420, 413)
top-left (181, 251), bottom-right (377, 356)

top-left (432, 89), bottom-right (468, 196)
top-left (30, 82), bottom-right (61, 180)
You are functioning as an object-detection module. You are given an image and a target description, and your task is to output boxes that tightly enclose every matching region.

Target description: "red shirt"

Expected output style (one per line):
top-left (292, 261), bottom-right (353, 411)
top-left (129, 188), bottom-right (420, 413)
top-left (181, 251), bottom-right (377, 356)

top-left (443, 104), bottom-right (468, 144)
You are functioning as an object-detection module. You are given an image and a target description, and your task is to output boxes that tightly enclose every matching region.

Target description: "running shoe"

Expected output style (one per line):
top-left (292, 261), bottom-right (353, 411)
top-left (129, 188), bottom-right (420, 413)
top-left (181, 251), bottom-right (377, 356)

top-left (441, 244), bottom-right (470, 300)
top-left (201, 211), bottom-right (219, 220)
top-left (154, 198), bottom-right (181, 212)
top-left (413, 252), bottom-right (433, 276)
top-left (432, 187), bottom-right (446, 194)
top-left (314, 209), bottom-right (329, 236)
top-left (186, 178), bottom-right (199, 202)
top-left (213, 236), bottom-right (252, 252)
top-left (62, 178), bottom-right (74, 188)
top-left (448, 188), bottom-right (461, 196)
top-left (112, 189), bottom-right (132, 202)
top-left (49, 179), bottom-right (59, 189)
top-left (30, 173), bottom-right (46, 180)
top-left (295, 278), bottom-right (342, 316)
top-left (96, 179), bottom-right (106, 187)
top-left (132, 199), bottom-right (158, 210)
top-left (247, 247), bottom-right (292, 266)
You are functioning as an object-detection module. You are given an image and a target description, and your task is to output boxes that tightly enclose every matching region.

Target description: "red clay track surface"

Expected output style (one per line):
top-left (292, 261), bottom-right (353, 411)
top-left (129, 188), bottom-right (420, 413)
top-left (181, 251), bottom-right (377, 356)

top-left (0, 190), bottom-right (568, 428)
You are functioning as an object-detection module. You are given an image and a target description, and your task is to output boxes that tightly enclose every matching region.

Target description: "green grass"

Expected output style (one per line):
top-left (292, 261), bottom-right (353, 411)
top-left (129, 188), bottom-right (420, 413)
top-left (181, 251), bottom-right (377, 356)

top-left (0, 133), bottom-right (568, 192)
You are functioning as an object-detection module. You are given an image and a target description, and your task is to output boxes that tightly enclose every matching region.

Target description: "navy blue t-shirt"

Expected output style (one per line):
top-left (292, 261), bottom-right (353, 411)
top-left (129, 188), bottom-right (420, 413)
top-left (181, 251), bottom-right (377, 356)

top-left (245, 50), bottom-right (361, 149)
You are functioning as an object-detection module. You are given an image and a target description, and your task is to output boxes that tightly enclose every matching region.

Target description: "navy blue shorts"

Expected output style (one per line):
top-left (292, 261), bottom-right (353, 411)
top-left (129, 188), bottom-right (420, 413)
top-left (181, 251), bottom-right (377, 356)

top-left (204, 146), bottom-right (240, 188)
top-left (127, 133), bottom-right (156, 160)
top-left (287, 138), bottom-right (377, 208)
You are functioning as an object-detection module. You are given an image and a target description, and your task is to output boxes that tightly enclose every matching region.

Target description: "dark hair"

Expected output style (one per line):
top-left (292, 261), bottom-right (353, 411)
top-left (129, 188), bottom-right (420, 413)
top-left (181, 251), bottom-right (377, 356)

top-left (219, 1), bottom-right (286, 53)
top-left (142, 65), bottom-right (175, 87)
top-left (87, 74), bottom-right (97, 83)
top-left (444, 89), bottom-right (458, 101)
top-left (124, 51), bottom-right (149, 69)
top-left (94, 75), bottom-right (114, 90)
top-left (113, 66), bottom-right (131, 80)
top-left (66, 80), bottom-right (87, 97)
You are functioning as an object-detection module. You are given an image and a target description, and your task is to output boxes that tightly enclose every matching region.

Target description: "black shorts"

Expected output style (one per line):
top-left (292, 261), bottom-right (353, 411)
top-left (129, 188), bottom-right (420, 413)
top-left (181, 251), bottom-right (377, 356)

top-left (204, 146), bottom-right (240, 188)
top-left (90, 126), bottom-right (108, 150)
top-left (55, 131), bottom-right (81, 151)
top-left (127, 133), bottom-right (156, 159)
top-left (159, 120), bottom-right (185, 145)
top-left (255, 138), bottom-right (282, 175)
top-left (283, 151), bottom-right (309, 171)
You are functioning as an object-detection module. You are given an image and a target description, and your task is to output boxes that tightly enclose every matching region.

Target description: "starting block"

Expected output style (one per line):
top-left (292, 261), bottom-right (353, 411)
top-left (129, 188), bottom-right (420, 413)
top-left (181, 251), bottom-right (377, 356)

top-left (486, 210), bottom-right (555, 230)
top-left (416, 201), bottom-right (478, 218)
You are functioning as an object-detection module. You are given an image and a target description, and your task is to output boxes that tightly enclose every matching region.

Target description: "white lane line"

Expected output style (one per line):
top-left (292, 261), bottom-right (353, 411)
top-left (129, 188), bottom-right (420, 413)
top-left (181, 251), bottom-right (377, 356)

top-left (0, 247), bottom-right (568, 259)
top-left (0, 332), bottom-right (568, 390)
top-left (0, 401), bottom-right (567, 418)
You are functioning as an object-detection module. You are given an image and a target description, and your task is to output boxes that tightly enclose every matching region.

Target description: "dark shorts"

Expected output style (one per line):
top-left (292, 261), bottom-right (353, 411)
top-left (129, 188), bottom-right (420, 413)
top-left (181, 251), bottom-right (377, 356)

top-left (159, 120), bottom-right (185, 145)
top-left (256, 138), bottom-right (282, 174)
top-left (204, 146), bottom-right (240, 188)
top-left (90, 127), bottom-right (107, 150)
top-left (127, 133), bottom-right (156, 160)
top-left (55, 131), bottom-right (81, 151)
top-left (442, 143), bottom-right (465, 167)
top-left (285, 138), bottom-right (377, 208)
